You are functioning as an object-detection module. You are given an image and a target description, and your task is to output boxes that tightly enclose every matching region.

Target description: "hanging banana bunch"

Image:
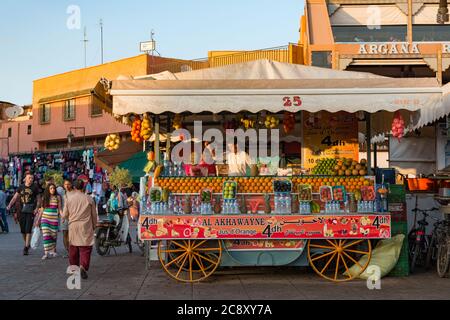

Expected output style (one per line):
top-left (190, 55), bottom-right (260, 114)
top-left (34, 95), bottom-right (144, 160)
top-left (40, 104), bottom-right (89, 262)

top-left (140, 113), bottom-right (153, 141)
top-left (104, 134), bottom-right (121, 151)
top-left (240, 116), bottom-right (255, 130)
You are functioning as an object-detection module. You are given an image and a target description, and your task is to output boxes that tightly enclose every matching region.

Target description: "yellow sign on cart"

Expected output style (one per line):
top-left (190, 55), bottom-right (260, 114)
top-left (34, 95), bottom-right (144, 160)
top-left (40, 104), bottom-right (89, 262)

top-left (302, 112), bottom-right (359, 169)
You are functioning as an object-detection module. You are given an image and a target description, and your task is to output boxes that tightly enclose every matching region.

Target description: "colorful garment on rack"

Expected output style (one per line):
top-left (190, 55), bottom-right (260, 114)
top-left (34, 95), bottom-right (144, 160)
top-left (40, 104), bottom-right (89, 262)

top-left (41, 196), bottom-right (59, 252)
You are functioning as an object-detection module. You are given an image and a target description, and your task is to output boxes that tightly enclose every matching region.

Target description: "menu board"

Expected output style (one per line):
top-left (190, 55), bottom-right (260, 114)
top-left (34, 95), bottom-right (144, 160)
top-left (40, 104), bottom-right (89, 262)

top-left (302, 112), bottom-right (359, 169)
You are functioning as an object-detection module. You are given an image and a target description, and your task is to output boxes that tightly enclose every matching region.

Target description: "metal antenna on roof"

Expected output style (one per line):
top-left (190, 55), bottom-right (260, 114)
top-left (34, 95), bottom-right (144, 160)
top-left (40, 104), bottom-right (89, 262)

top-left (81, 27), bottom-right (89, 68)
top-left (100, 19), bottom-right (104, 64)
top-left (151, 29), bottom-right (161, 57)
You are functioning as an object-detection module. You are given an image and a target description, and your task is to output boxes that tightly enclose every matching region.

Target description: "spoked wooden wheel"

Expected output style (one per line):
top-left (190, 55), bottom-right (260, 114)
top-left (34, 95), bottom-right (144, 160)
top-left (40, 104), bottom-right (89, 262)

top-left (308, 239), bottom-right (372, 282)
top-left (158, 240), bottom-right (222, 283)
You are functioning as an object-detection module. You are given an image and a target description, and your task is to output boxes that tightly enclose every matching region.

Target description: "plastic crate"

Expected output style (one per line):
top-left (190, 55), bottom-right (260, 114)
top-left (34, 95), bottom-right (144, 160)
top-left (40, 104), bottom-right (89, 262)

top-left (388, 221), bottom-right (410, 277)
top-left (406, 178), bottom-right (437, 192)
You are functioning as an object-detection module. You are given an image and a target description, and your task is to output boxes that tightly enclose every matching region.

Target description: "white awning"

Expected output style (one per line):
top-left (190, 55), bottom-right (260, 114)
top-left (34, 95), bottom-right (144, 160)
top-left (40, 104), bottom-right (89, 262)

top-left (109, 60), bottom-right (449, 134)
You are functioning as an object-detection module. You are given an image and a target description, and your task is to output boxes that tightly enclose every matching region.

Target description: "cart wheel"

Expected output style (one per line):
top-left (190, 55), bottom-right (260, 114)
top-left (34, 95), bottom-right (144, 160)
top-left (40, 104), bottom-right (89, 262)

top-left (158, 240), bottom-right (222, 283)
top-left (308, 239), bottom-right (372, 282)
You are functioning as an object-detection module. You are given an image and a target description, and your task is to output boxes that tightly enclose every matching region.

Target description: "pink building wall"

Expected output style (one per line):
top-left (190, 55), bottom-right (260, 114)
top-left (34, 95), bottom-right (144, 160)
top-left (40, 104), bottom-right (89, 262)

top-left (33, 96), bottom-right (130, 148)
top-left (0, 118), bottom-right (38, 158)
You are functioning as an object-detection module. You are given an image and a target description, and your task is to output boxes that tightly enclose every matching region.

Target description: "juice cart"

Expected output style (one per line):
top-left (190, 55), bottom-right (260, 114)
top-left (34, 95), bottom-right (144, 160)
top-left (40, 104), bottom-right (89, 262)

top-left (106, 60), bottom-right (445, 282)
top-left (138, 175), bottom-right (391, 283)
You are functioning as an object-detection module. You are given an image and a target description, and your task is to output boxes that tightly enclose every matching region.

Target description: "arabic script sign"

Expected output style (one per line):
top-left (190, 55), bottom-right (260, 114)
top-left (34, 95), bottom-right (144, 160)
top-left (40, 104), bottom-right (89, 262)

top-left (139, 214), bottom-right (391, 240)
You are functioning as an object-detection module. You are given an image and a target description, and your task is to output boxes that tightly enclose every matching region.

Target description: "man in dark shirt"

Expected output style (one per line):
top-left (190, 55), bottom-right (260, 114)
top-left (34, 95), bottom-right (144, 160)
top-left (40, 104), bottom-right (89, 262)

top-left (7, 173), bottom-right (40, 255)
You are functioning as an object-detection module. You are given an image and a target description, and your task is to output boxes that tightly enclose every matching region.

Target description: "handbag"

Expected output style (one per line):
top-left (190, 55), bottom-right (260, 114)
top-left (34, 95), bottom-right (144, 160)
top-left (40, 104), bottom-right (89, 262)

top-left (30, 227), bottom-right (42, 250)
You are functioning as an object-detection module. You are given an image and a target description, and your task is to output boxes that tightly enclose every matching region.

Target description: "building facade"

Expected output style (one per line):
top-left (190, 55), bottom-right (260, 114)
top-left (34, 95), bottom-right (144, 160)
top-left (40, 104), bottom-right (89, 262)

top-left (0, 103), bottom-right (38, 159)
top-left (32, 54), bottom-right (182, 151)
top-left (0, 105), bottom-right (38, 158)
top-left (300, 0), bottom-right (450, 84)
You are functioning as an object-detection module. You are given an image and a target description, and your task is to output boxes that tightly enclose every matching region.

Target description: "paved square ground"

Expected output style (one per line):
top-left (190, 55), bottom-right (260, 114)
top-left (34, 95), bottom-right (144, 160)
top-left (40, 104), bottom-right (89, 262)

top-left (1, 215), bottom-right (449, 300)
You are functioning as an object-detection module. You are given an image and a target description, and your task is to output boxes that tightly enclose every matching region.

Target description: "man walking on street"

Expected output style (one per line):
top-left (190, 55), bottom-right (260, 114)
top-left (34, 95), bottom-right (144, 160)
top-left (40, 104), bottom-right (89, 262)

top-left (62, 179), bottom-right (98, 280)
top-left (0, 187), bottom-right (8, 233)
top-left (7, 173), bottom-right (40, 255)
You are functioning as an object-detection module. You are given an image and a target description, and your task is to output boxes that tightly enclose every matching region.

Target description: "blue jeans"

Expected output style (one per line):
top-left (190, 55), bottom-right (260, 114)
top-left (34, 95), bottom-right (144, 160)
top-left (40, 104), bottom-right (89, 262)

top-left (0, 208), bottom-right (8, 232)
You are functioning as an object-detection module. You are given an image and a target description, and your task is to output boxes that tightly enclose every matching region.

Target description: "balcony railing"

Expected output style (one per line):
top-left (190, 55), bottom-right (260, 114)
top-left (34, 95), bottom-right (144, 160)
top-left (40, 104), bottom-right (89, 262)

top-left (148, 44), bottom-right (302, 75)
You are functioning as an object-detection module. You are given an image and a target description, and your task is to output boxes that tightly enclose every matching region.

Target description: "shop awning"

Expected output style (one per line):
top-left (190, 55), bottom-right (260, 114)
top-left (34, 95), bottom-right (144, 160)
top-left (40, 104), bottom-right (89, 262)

top-left (109, 60), bottom-right (445, 117)
top-left (118, 151), bottom-right (148, 184)
top-left (94, 140), bottom-right (142, 172)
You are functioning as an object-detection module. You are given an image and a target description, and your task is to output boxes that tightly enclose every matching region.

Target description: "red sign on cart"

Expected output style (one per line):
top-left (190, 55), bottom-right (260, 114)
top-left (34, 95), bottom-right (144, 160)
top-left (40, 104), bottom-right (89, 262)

top-left (139, 214), bottom-right (391, 240)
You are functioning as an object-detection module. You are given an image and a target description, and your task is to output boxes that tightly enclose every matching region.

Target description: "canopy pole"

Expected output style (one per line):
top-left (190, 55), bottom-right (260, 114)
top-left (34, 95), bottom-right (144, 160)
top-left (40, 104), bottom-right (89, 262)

top-left (365, 112), bottom-right (372, 175)
top-left (374, 142), bottom-right (378, 174)
top-left (155, 115), bottom-right (160, 165)
top-left (166, 114), bottom-right (171, 160)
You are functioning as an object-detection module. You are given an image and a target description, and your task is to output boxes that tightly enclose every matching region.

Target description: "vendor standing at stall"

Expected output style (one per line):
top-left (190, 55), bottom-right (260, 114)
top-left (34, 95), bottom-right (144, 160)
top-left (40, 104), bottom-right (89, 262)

top-left (227, 141), bottom-right (252, 176)
top-left (200, 140), bottom-right (217, 176)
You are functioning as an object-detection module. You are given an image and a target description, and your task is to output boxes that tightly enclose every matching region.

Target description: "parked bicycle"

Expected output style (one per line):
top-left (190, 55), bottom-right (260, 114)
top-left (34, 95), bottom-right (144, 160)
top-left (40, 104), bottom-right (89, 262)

top-left (425, 217), bottom-right (448, 269)
top-left (408, 207), bottom-right (438, 273)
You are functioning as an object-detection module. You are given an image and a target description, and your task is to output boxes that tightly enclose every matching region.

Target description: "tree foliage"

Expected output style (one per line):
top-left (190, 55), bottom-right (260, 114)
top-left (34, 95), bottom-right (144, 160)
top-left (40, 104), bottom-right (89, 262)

top-left (109, 167), bottom-right (132, 189)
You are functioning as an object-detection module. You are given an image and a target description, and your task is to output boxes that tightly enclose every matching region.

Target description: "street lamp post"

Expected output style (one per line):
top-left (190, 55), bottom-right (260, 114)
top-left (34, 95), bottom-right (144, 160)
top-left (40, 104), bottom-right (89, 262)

top-left (67, 127), bottom-right (86, 150)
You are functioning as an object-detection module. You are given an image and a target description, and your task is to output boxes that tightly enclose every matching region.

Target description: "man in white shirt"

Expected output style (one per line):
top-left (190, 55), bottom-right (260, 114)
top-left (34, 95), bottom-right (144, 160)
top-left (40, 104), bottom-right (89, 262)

top-left (226, 142), bottom-right (251, 176)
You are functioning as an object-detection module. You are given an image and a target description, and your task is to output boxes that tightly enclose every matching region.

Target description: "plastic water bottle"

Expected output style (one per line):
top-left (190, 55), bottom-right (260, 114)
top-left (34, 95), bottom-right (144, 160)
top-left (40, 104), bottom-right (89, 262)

top-left (274, 195), bottom-right (278, 214)
top-left (287, 195), bottom-right (292, 214)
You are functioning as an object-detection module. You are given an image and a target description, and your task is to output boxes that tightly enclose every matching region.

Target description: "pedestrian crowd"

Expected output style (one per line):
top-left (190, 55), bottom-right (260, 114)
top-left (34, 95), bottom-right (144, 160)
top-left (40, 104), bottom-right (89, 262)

top-left (1, 171), bottom-right (140, 280)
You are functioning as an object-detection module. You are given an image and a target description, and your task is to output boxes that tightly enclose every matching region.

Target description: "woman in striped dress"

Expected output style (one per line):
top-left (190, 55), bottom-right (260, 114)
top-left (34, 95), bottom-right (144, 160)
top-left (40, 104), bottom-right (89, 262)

top-left (36, 183), bottom-right (62, 260)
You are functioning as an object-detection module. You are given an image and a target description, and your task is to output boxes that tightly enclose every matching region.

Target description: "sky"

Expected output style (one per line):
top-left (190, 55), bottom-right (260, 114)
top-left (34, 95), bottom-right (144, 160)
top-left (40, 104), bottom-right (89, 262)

top-left (0, 0), bottom-right (304, 105)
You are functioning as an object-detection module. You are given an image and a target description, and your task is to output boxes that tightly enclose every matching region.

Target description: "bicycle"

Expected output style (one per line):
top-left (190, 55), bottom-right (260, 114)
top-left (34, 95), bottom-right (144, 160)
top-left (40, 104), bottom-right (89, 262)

top-left (408, 207), bottom-right (439, 273)
top-left (425, 217), bottom-right (449, 270)
top-left (435, 218), bottom-right (450, 278)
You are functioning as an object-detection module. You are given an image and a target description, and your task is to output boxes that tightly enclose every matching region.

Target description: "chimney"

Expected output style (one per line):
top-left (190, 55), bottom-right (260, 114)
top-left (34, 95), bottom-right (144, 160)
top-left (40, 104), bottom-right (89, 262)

top-left (437, 0), bottom-right (449, 24)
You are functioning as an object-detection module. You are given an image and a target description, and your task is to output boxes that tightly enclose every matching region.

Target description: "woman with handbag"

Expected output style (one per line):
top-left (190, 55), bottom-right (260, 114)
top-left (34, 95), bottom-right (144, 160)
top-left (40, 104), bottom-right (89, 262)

top-left (6, 173), bottom-right (40, 255)
top-left (34, 183), bottom-right (62, 260)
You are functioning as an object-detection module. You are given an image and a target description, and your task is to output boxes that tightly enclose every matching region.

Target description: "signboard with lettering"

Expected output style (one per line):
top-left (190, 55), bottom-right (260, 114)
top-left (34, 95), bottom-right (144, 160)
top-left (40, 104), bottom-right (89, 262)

top-left (139, 214), bottom-right (391, 240)
top-left (302, 112), bottom-right (359, 169)
top-left (358, 42), bottom-right (450, 55)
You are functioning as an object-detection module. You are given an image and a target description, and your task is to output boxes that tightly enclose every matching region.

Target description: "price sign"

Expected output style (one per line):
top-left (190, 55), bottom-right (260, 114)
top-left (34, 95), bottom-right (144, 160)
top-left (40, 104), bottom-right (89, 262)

top-left (302, 112), bottom-right (359, 169)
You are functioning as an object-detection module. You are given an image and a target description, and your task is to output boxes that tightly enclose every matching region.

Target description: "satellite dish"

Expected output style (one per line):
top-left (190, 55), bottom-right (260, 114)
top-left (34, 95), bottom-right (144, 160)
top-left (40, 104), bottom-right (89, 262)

top-left (4, 105), bottom-right (24, 119)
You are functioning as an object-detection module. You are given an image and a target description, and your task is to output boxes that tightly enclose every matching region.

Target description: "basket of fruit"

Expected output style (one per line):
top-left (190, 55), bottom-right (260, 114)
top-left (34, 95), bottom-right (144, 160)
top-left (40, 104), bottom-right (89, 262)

top-left (273, 179), bottom-right (292, 193)
top-left (150, 187), bottom-right (162, 203)
top-left (332, 186), bottom-right (346, 202)
top-left (223, 181), bottom-right (237, 200)
top-left (319, 186), bottom-right (333, 202)
top-left (200, 189), bottom-right (213, 203)
top-left (298, 184), bottom-right (312, 201)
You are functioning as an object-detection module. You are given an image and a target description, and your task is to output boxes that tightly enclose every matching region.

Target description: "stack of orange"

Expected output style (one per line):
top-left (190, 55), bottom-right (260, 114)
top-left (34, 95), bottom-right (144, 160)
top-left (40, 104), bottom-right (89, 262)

top-left (155, 177), bottom-right (227, 194)
top-left (154, 176), bottom-right (276, 194)
top-left (154, 175), bottom-right (374, 195)
top-left (236, 177), bottom-right (272, 194)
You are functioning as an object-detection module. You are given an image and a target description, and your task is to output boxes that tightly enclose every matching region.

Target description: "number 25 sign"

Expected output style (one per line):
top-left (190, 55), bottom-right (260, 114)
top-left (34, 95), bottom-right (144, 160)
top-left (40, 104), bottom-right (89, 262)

top-left (283, 96), bottom-right (302, 108)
